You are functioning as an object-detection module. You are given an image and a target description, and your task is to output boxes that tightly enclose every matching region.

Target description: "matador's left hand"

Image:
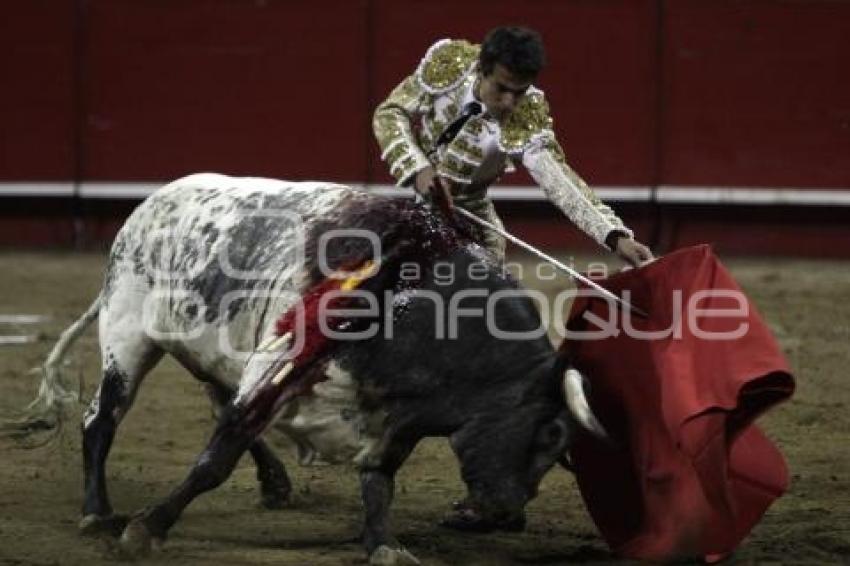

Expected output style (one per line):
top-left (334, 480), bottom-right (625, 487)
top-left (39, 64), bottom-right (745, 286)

top-left (616, 237), bottom-right (655, 267)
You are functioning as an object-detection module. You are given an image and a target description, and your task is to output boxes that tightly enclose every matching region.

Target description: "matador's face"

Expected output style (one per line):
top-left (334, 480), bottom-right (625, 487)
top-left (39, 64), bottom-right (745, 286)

top-left (476, 64), bottom-right (534, 122)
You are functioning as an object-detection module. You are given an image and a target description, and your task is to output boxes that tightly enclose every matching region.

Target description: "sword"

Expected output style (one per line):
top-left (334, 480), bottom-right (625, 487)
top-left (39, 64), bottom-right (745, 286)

top-left (454, 207), bottom-right (649, 318)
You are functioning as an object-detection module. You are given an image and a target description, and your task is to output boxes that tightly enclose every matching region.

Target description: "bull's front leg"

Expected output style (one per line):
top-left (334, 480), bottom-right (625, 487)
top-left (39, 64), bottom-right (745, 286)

top-left (118, 406), bottom-right (253, 556)
top-left (360, 441), bottom-right (420, 566)
top-left (249, 439), bottom-right (292, 509)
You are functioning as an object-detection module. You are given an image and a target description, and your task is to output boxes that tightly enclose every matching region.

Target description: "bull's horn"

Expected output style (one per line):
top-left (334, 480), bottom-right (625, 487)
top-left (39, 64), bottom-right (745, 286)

top-left (563, 368), bottom-right (608, 440)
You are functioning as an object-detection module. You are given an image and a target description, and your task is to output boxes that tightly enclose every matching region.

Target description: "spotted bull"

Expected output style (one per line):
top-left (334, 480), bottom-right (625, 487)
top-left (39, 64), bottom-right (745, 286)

top-left (16, 173), bottom-right (605, 564)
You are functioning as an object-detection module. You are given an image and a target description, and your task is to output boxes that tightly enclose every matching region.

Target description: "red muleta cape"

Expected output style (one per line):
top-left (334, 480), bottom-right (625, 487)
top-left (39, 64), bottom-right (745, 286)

top-left (565, 245), bottom-right (794, 562)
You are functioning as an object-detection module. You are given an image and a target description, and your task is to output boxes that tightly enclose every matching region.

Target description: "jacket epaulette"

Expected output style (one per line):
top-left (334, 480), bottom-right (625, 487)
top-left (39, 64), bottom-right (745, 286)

top-left (498, 87), bottom-right (553, 153)
top-left (415, 39), bottom-right (479, 95)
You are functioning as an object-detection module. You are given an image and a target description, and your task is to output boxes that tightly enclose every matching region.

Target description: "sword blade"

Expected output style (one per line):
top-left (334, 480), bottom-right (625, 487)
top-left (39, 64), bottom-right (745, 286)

top-left (454, 207), bottom-right (648, 318)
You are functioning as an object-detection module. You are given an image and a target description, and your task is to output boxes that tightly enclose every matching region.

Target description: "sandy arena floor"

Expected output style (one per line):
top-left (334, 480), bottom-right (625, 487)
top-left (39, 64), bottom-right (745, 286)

top-left (0, 250), bottom-right (848, 565)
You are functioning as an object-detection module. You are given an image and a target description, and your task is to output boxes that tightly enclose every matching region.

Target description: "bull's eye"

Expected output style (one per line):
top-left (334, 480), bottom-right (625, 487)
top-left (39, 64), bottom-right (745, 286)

top-left (536, 422), bottom-right (563, 449)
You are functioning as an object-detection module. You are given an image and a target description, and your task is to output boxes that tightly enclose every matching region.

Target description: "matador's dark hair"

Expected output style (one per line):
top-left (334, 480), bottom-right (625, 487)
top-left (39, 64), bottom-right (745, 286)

top-left (479, 26), bottom-right (546, 80)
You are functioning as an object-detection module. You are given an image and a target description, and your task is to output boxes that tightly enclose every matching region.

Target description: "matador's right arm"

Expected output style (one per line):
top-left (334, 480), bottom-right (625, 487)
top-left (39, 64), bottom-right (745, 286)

top-left (372, 76), bottom-right (433, 187)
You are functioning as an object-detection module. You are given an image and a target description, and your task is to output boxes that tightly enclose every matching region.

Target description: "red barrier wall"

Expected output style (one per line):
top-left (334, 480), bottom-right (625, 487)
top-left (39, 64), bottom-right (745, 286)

top-left (84, 0), bottom-right (370, 181)
top-left (1, 0), bottom-right (76, 180)
top-left (2, 1), bottom-right (849, 253)
top-left (4, 0), bottom-right (848, 187)
top-left (661, 1), bottom-right (850, 187)
top-left (0, 1), bottom-right (77, 244)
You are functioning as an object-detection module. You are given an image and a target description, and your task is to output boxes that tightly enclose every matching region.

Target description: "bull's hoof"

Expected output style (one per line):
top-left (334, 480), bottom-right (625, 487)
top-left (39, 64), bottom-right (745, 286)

top-left (439, 508), bottom-right (526, 533)
top-left (79, 513), bottom-right (128, 537)
top-left (260, 487), bottom-right (290, 510)
top-left (369, 545), bottom-right (420, 565)
top-left (450, 499), bottom-right (473, 512)
top-left (119, 519), bottom-right (163, 557)
top-left (439, 507), bottom-right (492, 533)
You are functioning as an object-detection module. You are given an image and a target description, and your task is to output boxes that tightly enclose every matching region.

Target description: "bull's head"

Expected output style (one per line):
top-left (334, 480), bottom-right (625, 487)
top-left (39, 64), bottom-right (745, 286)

top-left (445, 356), bottom-right (607, 532)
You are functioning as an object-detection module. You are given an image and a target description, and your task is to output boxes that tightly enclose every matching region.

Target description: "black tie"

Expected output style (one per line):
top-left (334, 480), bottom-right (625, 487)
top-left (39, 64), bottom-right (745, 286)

top-left (434, 101), bottom-right (483, 149)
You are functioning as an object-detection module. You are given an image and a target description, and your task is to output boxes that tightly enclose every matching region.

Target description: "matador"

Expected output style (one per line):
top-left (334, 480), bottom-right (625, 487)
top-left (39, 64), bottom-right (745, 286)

top-left (373, 26), bottom-right (653, 266)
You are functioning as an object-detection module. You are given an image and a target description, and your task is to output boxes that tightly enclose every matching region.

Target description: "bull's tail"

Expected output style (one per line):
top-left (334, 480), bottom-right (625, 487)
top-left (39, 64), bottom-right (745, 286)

top-left (1, 293), bottom-right (102, 442)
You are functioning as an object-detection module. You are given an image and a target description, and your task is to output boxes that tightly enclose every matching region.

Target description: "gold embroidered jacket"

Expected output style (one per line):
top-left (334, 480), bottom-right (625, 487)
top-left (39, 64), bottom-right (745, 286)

top-left (373, 38), bottom-right (633, 247)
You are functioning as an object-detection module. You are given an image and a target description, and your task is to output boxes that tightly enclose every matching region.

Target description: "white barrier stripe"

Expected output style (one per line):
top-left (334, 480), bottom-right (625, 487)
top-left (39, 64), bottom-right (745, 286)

top-left (0, 315), bottom-right (49, 324)
top-left (0, 183), bottom-right (75, 196)
top-left (78, 183), bottom-right (162, 199)
top-left (656, 187), bottom-right (850, 205)
top-left (0, 182), bottom-right (849, 205)
top-left (0, 336), bottom-right (38, 345)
